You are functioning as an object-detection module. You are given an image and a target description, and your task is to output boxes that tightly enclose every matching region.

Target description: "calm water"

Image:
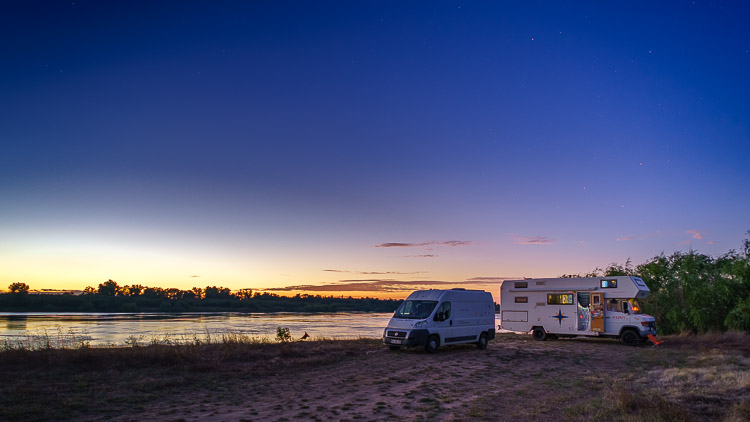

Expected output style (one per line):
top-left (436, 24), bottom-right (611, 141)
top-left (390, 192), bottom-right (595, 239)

top-left (0, 312), bottom-right (396, 346)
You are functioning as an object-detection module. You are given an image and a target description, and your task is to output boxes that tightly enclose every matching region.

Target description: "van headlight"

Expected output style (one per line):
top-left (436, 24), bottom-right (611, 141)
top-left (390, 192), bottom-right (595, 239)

top-left (414, 320), bottom-right (427, 328)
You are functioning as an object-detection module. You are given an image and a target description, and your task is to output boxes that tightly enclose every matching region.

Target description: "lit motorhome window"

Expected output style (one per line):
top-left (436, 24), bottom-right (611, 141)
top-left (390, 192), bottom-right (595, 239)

top-left (547, 294), bottom-right (574, 305)
top-left (515, 296), bottom-right (528, 303)
top-left (600, 279), bottom-right (618, 288)
top-left (393, 300), bottom-right (438, 319)
top-left (628, 299), bottom-right (643, 314)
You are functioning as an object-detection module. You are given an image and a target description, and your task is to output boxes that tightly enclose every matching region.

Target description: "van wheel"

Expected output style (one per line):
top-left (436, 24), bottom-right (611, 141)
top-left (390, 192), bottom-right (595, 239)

top-left (532, 327), bottom-right (548, 341)
top-left (425, 335), bottom-right (439, 353)
top-left (620, 329), bottom-right (640, 345)
top-left (477, 332), bottom-right (488, 350)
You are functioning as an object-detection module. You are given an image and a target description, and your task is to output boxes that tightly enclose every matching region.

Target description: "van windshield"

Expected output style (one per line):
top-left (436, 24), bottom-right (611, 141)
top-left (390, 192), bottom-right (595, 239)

top-left (393, 300), bottom-right (438, 319)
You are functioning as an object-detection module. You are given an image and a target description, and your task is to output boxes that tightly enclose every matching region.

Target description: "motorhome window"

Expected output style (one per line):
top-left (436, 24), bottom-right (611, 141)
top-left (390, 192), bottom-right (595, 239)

top-left (628, 299), bottom-right (643, 314)
top-left (606, 299), bottom-right (626, 312)
top-left (547, 294), bottom-right (574, 305)
top-left (515, 296), bottom-right (528, 303)
top-left (535, 281), bottom-right (546, 286)
top-left (514, 281), bottom-right (528, 288)
top-left (577, 292), bottom-right (591, 308)
top-left (394, 300), bottom-right (438, 319)
top-left (600, 279), bottom-right (617, 288)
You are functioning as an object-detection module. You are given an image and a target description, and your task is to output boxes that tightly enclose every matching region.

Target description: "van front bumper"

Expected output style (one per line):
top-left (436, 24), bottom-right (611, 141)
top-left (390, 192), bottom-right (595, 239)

top-left (383, 329), bottom-right (430, 347)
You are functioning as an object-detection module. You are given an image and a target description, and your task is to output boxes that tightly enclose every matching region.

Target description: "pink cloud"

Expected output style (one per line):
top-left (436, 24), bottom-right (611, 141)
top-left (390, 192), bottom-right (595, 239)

top-left (686, 230), bottom-right (704, 240)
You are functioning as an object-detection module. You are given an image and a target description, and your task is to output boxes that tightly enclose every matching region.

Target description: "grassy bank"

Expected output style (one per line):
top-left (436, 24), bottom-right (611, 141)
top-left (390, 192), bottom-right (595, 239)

top-left (1, 333), bottom-right (749, 421)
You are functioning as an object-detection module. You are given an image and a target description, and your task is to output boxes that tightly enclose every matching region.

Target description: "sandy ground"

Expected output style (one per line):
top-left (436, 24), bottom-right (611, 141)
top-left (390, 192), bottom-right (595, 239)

top-left (108, 334), bottom-right (683, 422)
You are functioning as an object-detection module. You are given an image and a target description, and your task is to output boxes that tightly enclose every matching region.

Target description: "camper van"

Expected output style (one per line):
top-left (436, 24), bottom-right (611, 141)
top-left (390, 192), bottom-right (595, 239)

top-left (383, 289), bottom-right (495, 353)
top-left (500, 276), bottom-right (657, 344)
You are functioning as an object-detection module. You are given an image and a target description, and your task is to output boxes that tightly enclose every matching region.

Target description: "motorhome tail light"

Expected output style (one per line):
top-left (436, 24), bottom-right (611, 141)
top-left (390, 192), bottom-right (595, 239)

top-left (640, 322), bottom-right (649, 326)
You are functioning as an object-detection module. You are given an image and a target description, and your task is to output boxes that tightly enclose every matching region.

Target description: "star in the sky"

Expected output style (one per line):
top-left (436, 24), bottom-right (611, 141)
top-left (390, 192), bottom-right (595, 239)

top-left (552, 309), bottom-right (568, 326)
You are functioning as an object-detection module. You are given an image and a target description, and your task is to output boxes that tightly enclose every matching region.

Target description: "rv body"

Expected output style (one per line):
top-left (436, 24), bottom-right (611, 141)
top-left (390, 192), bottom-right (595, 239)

top-left (383, 289), bottom-right (495, 352)
top-left (500, 276), bottom-right (657, 344)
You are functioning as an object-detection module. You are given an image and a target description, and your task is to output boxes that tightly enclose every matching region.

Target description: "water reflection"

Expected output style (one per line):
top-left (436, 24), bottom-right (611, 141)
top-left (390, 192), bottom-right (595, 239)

top-left (4, 315), bottom-right (27, 331)
top-left (0, 312), bottom-right (395, 346)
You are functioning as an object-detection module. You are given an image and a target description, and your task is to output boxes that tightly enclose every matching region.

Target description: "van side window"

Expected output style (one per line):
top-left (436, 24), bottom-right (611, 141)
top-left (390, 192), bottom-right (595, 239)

top-left (434, 302), bottom-right (451, 321)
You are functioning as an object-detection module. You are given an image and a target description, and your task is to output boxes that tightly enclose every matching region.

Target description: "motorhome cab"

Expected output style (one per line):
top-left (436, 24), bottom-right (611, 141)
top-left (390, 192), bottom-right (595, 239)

top-left (383, 289), bottom-right (495, 353)
top-left (500, 276), bottom-right (657, 344)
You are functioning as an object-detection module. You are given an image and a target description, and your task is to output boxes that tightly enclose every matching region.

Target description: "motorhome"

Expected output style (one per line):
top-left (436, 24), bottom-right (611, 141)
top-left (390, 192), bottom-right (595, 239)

top-left (499, 276), bottom-right (657, 344)
top-left (383, 289), bottom-right (495, 353)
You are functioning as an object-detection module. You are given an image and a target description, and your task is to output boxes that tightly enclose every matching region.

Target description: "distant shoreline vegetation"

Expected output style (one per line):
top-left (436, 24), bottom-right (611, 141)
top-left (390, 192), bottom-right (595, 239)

top-left (0, 281), bottom-right (401, 313)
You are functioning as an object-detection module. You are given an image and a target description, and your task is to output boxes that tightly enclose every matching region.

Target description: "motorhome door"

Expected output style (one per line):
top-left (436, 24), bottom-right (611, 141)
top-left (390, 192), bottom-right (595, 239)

top-left (590, 292), bottom-right (604, 332)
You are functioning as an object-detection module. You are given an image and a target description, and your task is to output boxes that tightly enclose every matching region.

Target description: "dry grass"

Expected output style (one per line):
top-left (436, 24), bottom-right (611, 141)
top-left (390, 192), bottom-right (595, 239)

top-left (661, 330), bottom-right (750, 354)
top-left (1, 332), bottom-right (749, 421)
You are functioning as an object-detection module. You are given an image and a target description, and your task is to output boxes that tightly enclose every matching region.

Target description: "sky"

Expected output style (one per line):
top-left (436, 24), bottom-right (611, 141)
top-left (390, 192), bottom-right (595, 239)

top-left (1, 1), bottom-right (749, 299)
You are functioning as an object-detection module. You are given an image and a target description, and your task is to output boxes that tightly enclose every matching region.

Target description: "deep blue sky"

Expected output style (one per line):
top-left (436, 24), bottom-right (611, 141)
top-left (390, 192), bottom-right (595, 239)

top-left (1, 1), bottom-right (748, 296)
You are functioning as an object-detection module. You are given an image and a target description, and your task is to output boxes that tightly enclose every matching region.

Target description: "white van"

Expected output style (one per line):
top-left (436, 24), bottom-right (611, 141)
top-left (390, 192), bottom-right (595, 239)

top-left (499, 276), bottom-right (657, 344)
top-left (382, 288), bottom-right (496, 353)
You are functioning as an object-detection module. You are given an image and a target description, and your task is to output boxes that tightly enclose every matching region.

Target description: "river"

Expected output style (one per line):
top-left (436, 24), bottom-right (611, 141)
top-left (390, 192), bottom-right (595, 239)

top-left (0, 312), bottom-right (397, 347)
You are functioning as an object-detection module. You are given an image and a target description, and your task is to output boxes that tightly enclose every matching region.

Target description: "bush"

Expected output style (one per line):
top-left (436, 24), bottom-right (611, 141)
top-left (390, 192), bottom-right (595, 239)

top-left (276, 327), bottom-right (291, 342)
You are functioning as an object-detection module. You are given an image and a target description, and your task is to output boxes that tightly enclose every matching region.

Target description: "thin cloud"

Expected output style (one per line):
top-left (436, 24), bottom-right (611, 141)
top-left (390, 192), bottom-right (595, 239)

top-left (686, 230), bottom-right (704, 240)
top-left (323, 269), bottom-right (426, 275)
top-left (190, 275), bottom-right (200, 277)
top-left (616, 231), bottom-right (661, 241)
top-left (374, 240), bottom-right (473, 248)
top-left (707, 241), bottom-right (717, 245)
top-left (405, 254), bottom-right (438, 258)
top-left (514, 236), bottom-right (555, 245)
top-left (466, 276), bottom-right (518, 282)
top-left (263, 277), bottom-right (508, 293)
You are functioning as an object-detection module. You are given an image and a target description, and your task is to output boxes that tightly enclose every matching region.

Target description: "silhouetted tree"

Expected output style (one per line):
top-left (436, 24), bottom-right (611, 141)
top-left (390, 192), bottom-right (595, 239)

top-left (8, 282), bottom-right (30, 294)
top-left (235, 289), bottom-right (253, 300)
top-left (97, 279), bottom-right (120, 296)
top-left (204, 286), bottom-right (231, 299)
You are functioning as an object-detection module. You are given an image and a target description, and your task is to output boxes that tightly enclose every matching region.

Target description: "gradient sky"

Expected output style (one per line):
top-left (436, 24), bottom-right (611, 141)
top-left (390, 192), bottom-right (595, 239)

top-left (2, 1), bottom-right (749, 299)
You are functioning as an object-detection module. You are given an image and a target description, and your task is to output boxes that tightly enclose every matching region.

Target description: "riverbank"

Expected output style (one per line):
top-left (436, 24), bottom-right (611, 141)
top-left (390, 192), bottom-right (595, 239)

top-left (2, 332), bottom-right (749, 421)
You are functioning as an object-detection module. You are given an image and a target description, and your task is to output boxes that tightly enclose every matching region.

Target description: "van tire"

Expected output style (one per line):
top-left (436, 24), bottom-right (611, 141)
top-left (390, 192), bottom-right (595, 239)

top-left (477, 332), bottom-right (488, 349)
top-left (425, 335), bottom-right (439, 353)
top-left (532, 327), bottom-right (548, 341)
top-left (620, 329), bottom-right (640, 345)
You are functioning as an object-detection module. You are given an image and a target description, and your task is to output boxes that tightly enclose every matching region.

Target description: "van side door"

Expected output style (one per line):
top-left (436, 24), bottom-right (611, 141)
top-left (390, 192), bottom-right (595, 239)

top-left (433, 301), bottom-right (454, 343)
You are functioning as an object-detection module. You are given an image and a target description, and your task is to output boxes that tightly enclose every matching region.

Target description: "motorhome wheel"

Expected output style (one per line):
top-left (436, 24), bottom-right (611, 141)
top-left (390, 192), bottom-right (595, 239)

top-left (620, 329), bottom-right (640, 345)
top-left (532, 326), bottom-right (548, 341)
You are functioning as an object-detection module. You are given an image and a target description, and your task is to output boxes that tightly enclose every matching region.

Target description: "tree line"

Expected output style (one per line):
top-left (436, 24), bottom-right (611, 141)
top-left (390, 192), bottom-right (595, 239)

top-left (0, 280), bottom-right (401, 313)
top-left (561, 233), bottom-right (750, 334)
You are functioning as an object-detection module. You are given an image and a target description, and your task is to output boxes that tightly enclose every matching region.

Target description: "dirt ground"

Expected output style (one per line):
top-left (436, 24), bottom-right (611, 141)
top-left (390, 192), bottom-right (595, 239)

top-left (94, 334), bottom-right (749, 422)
